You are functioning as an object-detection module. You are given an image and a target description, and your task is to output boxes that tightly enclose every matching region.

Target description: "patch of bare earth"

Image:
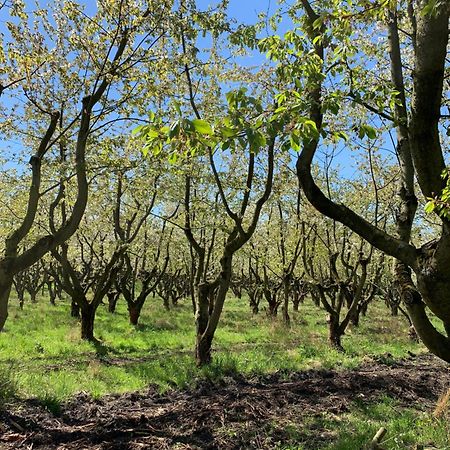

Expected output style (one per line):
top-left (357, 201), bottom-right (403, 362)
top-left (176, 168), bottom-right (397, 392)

top-left (1, 354), bottom-right (449, 449)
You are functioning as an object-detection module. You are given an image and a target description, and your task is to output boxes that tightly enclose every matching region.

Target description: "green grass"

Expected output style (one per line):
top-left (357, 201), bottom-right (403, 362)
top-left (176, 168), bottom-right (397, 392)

top-left (0, 292), bottom-right (424, 403)
top-left (1, 291), bottom-right (448, 448)
top-left (275, 396), bottom-right (450, 450)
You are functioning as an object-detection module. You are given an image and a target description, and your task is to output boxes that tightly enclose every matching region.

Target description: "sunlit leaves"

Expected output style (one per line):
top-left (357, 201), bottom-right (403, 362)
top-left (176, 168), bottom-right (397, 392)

top-left (136, 87), bottom-right (276, 162)
top-left (357, 124), bottom-right (377, 140)
top-left (191, 119), bottom-right (213, 135)
top-left (420, 0), bottom-right (447, 17)
top-left (424, 169), bottom-right (450, 220)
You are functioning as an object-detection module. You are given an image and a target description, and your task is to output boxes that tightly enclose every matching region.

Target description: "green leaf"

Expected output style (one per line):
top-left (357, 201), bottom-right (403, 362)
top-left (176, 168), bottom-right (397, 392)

top-left (146, 129), bottom-right (160, 139)
top-left (420, 0), bottom-right (437, 16)
top-left (152, 142), bottom-right (163, 156)
top-left (226, 91), bottom-right (237, 109)
top-left (312, 16), bottom-right (324, 30)
top-left (365, 126), bottom-right (377, 139)
top-left (358, 124), bottom-right (377, 140)
top-left (168, 152), bottom-right (179, 164)
top-left (221, 126), bottom-right (236, 138)
top-left (424, 201), bottom-right (436, 214)
top-left (192, 119), bottom-right (213, 135)
top-left (132, 125), bottom-right (145, 136)
top-left (290, 132), bottom-right (301, 151)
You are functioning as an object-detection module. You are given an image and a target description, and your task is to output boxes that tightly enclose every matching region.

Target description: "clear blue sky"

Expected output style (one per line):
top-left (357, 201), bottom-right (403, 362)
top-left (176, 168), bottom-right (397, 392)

top-left (199, 0), bottom-right (275, 23)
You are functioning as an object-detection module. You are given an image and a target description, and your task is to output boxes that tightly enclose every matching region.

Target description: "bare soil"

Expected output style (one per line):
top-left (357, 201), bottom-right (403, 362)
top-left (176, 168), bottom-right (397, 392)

top-left (1, 353), bottom-right (449, 449)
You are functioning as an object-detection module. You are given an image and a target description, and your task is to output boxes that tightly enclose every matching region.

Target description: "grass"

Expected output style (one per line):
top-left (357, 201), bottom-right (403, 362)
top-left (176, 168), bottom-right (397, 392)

top-left (0, 363), bottom-right (17, 407)
top-left (0, 292), bottom-right (424, 402)
top-left (0, 291), bottom-right (448, 448)
top-left (276, 396), bottom-right (450, 450)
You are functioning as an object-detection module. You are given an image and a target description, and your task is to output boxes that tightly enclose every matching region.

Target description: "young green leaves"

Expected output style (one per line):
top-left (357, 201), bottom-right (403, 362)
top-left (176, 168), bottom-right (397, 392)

top-left (134, 87), bottom-right (273, 162)
top-left (424, 169), bottom-right (450, 220)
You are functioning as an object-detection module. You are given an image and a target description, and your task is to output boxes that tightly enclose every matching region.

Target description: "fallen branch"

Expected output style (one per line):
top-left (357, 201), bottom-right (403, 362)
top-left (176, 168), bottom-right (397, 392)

top-left (369, 427), bottom-right (387, 449)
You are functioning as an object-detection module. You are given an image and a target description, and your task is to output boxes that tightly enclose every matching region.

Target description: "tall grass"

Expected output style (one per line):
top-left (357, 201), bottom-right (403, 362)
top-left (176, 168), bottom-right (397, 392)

top-left (0, 364), bottom-right (17, 407)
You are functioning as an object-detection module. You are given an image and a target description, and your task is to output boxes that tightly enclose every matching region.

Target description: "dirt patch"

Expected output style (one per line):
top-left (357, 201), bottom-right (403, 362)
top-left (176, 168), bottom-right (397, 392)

top-left (1, 353), bottom-right (449, 449)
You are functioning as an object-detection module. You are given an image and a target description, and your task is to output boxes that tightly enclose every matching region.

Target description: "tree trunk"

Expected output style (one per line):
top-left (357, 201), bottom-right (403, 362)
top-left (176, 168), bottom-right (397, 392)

top-left (163, 296), bottom-right (170, 311)
top-left (0, 276), bottom-right (13, 330)
top-left (292, 291), bottom-right (302, 312)
top-left (196, 333), bottom-right (213, 366)
top-left (251, 301), bottom-right (259, 314)
top-left (195, 283), bottom-right (211, 366)
top-left (71, 300), bottom-right (80, 318)
top-left (390, 304), bottom-right (398, 316)
top-left (107, 291), bottom-right (119, 313)
top-left (267, 298), bottom-right (279, 317)
top-left (361, 302), bottom-right (368, 317)
top-left (49, 286), bottom-right (56, 306)
top-left (282, 277), bottom-right (290, 326)
top-left (311, 290), bottom-right (321, 307)
top-left (328, 314), bottom-right (344, 352)
top-left (108, 299), bottom-right (116, 313)
top-left (80, 304), bottom-right (96, 342)
top-left (248, 291), bottom-right (260, 314)
top-left (350, 308), bottom-right (360, 327)
top-left (128, 303), bottom-right (142, 326)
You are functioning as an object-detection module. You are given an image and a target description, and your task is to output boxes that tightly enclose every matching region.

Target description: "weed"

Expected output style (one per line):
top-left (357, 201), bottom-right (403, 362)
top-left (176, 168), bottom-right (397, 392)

top-left (0, 364), bottom-right (17, 406)
top-left (38, 393), bottom-right (62, 416)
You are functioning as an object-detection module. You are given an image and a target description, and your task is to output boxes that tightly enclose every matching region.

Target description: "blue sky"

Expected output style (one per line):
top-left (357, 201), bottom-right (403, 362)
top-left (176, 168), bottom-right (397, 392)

top-left (1, 0), bottom-right (383, 180)
top-left (199, 0), bottom-right (275, 23)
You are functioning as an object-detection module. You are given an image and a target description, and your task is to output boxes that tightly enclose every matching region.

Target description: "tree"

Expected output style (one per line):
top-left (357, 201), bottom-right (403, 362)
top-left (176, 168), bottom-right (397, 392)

top-left (0, 0), bottom-right (163, 331)
top-left (263, 1), bottom-right (450, 361)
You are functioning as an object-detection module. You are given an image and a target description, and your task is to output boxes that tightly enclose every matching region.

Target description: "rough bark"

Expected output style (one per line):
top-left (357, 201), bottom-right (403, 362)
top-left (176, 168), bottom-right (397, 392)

top-left (128, 303), bottom-right (143, 326)
top-left (328, 313), bottom-right (344, 352)
top-left (107, 290), bottom-right (120, 313)
top-left (80, 304), bottom-right (96, 342)
top-left (71, 300), bottom-right (80, 318)
top-left (0, 276), bottom-right (13, 329)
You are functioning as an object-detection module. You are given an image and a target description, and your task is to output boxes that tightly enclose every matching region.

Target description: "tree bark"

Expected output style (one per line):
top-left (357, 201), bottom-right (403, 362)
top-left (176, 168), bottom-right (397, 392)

top-left (128, 303), bottom-right (143, 326)
top-left (71, 300), bottom-right (80, 318)
top-left (49, 287), bottom-right (56, 306)
top-left (195, 283), bottom-right (212, 366)
top-left (282, 276), bottom-right (291, 326)
top-left (328, 314), bottom-right (344, 352)
top-left (0, 276), bottom-right (12, 329)
top-left (107, 291), bottom-right (119, 313)
top-left (80, 304), bottom-right (97, 342)
top-left (196, 333), bottom-right (213, 366)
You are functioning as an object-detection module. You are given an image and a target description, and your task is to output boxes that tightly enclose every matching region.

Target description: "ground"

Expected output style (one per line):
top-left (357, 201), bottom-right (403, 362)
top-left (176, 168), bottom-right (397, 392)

top-left (1, 354), bottom-right (449, 449)
top-left (0, 296), bottom-right (449, 448)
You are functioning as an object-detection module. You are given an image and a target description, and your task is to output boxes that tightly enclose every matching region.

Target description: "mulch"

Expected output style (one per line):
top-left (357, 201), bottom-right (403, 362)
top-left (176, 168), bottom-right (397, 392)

top-left (0, 353), bottom-right (449, 449)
